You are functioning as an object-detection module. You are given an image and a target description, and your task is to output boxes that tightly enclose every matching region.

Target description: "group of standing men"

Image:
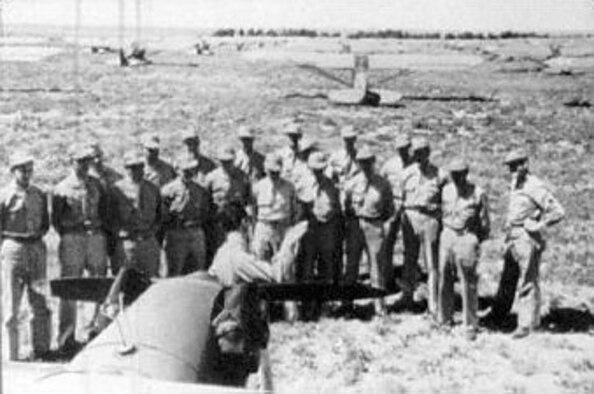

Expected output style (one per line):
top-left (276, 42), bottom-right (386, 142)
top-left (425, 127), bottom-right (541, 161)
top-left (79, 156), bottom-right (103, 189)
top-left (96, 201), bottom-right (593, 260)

top-left (1, 119), bottom-right (565, 360)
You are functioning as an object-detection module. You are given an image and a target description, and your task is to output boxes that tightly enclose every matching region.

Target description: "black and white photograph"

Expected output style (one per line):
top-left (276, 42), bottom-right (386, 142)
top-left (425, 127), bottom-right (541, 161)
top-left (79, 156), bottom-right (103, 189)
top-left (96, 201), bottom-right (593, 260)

top-left (0, 1), bottom-right (593, 393)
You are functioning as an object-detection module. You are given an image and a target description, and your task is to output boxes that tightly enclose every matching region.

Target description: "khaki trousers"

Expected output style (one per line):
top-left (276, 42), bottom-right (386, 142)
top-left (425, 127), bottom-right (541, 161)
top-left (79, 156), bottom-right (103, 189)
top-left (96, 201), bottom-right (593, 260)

top-left (402, 210), bottom-right (440, 314)
top-left (383, 203), bottom-right (403, 276)
top-left (58, 232), bottom-right (107, 346)
top-left (345, 218), bottom-right (390, 290)
top-left (492, 228), bottom-right (544, 330)
top-left (437, 227), bottom-right (480, 329)
top-left (164, 228), bottom-right (206, 276)
top-left (2, 239), bottom-right (51, 360)
top-left (252, 219), bottom-right (297, 320)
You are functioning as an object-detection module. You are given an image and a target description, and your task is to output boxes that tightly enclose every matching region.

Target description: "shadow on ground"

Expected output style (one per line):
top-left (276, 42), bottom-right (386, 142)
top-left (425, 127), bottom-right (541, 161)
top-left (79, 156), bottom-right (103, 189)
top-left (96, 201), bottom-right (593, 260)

top-left (477, 295), bottom-right (594, 333)
top-left (540, 307), bottom-right (594, 333)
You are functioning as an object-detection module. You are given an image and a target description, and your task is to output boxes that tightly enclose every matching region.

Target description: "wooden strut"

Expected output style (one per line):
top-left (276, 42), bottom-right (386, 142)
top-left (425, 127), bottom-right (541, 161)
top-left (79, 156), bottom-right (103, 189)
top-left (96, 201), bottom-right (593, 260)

top-left (73, 0), bottom-right (83, 133)
top-left (50, 277), bottom-right (389, 303)
top-left (284, 91), bottom-right (496, 103)
top-left (402, 94), bottom-right (497, 102)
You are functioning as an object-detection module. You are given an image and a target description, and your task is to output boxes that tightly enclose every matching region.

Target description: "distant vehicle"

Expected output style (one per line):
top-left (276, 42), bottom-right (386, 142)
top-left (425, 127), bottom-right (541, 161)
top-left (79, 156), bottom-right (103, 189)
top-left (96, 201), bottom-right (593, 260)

top-left (294, 52), bottom-right (489, 107)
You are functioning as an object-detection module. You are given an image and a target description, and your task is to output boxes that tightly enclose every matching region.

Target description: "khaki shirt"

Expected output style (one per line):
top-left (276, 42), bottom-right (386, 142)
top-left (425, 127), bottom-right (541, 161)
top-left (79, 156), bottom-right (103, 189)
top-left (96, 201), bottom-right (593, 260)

top-left (442, 182), bottom-right (490, 240)
top-left (277, 146), bottom-right (302, 181)
top-left (506, 174), bottom-right (564, 228)
top-left (235, 149), bottom-right (265, 182)
top-left (161, 178), bottom-right (213, 230)
top-left (326, 149), bottom-right (360, 188)
top-left (253, 177), bottom-right (296, 222)
top-left (113, 178), bottom-right (162, 237)
top-left (208, 232), bottom-right (277, 286)
top-left (0, 181), bottom-right (49, 239)
top-left (144, 158), bottom-right (176, 188)
top-left (402, 163), bottom-right (447, 213)
top-left (344, 173), bottom-right (394, 221)
top-left (204, 167), bottom-right (251, 210)
top-left (380, 155), bottom-right (409, 204)
top-left (52, 173), bottom-right (106, 235)
top-left (291, 161), bottom-right (317, 203)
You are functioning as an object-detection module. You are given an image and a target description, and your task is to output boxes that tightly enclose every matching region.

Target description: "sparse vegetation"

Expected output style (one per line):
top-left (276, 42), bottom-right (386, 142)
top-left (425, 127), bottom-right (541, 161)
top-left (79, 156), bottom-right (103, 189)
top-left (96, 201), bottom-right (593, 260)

top-left (213, 28), bottom-right (549, 40)
top-left (2, 29), bottom-right (593, 393)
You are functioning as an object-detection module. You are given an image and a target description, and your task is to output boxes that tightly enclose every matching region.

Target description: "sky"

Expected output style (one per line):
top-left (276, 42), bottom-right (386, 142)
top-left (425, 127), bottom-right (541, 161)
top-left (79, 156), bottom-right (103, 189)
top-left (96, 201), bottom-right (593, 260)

top-left (3, 0), bottom-right (594, 32)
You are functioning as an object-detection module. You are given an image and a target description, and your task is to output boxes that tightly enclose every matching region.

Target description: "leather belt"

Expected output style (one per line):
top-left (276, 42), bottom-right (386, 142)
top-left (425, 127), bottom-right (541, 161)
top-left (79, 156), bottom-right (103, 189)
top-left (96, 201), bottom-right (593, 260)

top-left (443, 226), bottom-right (471, 235)
top-left (167, 219), bottom-right (203, 230)
top-left (257, 218), bottom-right (290, 225)
top-left (118, 231), bottom-right (154, 241)
top-left (2, 233), bottom-right (42, 243)
top-left (62, 228), bottom-right (103, 235)
top-left (358, 216), bottom-right (383, 223)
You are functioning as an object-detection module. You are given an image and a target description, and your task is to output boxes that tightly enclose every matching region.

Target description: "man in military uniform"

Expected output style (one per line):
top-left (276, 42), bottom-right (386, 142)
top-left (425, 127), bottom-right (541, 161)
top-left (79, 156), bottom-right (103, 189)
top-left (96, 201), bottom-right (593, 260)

top-left (209, 205), bottom-right (281, 287)
top-left (300, 152), bottom-right (343, 286)
top-left (438, 159), bottom-right (490, 340)
top-left (111, 151), bottom-right (163, 277)
top-left (276, 122), bottom-right (303, 181)
top-left (181, 130), bottom-right (217, 185)
top-left (295, 152), bottom-right (344, 320)
top-left (142, 135), bottom-right (176, 188)
top-left (52, 145), bottom-right (109, 349)
top-left (87, 142), bottom-right (123, 188)
top-left (327, 125), bottom-right (360, 190)
top-left (1, 153), bottom-right (51, 360)
top-left (204, 145), bottom-right (252, 249)
top-left (87, 142), bottom-right (122, 264)
top-left (251, 154), bottom-right (298, 261)
top-left (289, 139), bottom-right (319, 204)
top-left (399, 137), bottom-right (447, 315)
top-left (235, 126), bottom-right (265, 182)
top-left (380, 134), bottom-right (413, 281)
top-left (344, 147), bottom-right (394, 316)
top-left (490, 149), bottom-right (564, 339)
top-left (161, 157), bottom-right (213, 276)
top-left (252, 153), bottom-right (300, 321)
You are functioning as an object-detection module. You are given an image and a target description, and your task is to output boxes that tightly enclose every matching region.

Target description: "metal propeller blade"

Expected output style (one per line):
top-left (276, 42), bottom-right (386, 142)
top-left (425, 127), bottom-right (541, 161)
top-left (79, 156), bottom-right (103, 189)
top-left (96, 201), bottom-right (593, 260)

top-left (254, 282), bottom-right (389, 301)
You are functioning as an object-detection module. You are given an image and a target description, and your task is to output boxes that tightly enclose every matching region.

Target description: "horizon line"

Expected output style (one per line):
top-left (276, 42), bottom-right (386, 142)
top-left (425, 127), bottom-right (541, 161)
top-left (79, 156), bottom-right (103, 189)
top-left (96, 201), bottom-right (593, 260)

top-left (5, 23), bottom-right (594, 36)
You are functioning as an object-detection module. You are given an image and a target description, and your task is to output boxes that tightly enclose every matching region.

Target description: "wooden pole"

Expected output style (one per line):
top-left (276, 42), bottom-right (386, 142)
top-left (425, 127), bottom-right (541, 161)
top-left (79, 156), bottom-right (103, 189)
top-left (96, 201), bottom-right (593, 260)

top-left (0, 4), bottom-right (4, 386)
top-left (73, 0), bottom-right (82, 132)
top-left (119, 0), bottom-right (125, 50)
top-left (135, 0), bottom-right (141, 44)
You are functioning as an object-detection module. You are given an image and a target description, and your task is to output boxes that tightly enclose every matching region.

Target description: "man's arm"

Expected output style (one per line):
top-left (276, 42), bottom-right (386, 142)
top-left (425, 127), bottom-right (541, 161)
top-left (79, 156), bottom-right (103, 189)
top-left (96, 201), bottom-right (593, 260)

top-left (288, 184), bottom-right (299, 224)
top-left (235, 253), bottom-right (277, 284)
top-left (0, 194), bottom-right (5, 242)
top-left (381, 180), bottom-right (395, 221)
top-left (39, 190), bottom-right (50, 237)
top-left (159, 186), bottom-right (174, 230)
top-left (539, 190), bottom-right (565, 227)
top-left (477, 190), bottom-right (490, 242)
top-left (50, 190), bottom-right (65, 235)
top-left (525, 182), bottom-right (565, 232)
top-left (153, 190), bottom-right (164, 243)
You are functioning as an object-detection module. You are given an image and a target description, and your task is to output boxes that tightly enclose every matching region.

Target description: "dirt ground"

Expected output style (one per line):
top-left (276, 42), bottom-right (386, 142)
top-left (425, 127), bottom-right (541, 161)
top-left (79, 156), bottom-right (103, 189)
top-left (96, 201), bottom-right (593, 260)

top-left (1, 29), bottom-right (593, 393)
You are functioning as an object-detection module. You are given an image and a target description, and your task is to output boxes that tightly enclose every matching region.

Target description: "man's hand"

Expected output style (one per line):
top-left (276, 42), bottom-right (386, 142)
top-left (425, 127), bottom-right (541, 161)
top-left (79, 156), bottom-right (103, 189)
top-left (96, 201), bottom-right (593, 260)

top-left (524, 219), bottom-right (546, 233)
